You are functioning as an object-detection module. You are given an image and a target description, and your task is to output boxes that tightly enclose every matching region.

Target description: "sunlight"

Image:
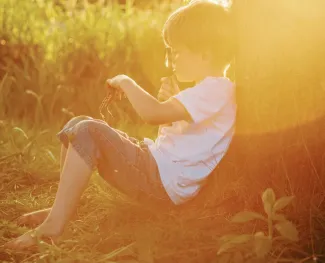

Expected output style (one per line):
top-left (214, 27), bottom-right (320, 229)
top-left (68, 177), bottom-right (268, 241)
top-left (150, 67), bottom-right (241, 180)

top-left (1, 1), bottom-right (324, 262)
top-left (231, 0), bottom-right (325, 136)
top-left (187, 0), bottom-right (232, 8)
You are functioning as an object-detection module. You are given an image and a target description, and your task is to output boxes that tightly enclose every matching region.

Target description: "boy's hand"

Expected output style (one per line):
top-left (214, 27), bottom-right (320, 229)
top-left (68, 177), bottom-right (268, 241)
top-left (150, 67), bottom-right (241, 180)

top-left (157, 76), bottom-right (180, 102)
top-left (106, 74), bottom-right (136, 96)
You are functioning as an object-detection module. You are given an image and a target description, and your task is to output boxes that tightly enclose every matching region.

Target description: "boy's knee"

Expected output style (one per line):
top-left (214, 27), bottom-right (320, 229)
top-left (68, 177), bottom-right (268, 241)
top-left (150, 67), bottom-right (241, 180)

top-left (73, 120), bottom-right (93, 135)
top-left (68, 115), bottom-right (93, 127)
top-left (63, 120), bottom-right (93, 146)
top-left (64, 118), bottom-right (115, 148)
top-left (73, 119), bottom-right (110, 138)
top-left (62, 115), bottom-right (93, 133)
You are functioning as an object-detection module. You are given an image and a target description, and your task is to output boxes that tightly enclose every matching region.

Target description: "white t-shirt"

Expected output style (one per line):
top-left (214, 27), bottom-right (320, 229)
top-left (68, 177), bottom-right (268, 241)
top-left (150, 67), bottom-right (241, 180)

top-left (143, 76), bottom-right (237, 205)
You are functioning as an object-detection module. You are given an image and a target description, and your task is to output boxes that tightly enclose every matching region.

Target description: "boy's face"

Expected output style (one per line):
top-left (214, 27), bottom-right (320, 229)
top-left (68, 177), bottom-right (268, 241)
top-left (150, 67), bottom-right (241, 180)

top-left (170, 46), bottom-right (208, 83)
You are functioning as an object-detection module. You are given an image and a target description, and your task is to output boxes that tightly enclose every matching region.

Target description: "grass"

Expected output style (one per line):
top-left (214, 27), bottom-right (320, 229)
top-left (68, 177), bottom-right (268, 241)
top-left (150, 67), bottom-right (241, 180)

top-left (1, 120), bottom-right (325, 262)
top-left (0, 120), bottom-right (236, 263)
top-left (1, 0), bottom-right (325, 262)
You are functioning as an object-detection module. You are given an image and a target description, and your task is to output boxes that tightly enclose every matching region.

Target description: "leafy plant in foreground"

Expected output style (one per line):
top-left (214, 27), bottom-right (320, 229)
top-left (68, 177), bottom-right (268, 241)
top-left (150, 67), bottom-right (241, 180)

top-left (217, 188), bottom-right (298, 262)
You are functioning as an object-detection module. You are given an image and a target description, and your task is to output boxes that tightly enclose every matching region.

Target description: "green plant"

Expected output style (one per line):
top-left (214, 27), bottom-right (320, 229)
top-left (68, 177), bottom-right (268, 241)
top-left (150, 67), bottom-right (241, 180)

top-left (0, 0), bottom-right (177, 128)
top-left (217, 188), bottom-right (298, 262)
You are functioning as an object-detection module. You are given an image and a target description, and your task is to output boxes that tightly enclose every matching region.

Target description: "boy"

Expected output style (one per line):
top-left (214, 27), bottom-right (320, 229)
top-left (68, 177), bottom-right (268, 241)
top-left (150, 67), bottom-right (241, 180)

top-left (4, 0), bottom-right (236, 250)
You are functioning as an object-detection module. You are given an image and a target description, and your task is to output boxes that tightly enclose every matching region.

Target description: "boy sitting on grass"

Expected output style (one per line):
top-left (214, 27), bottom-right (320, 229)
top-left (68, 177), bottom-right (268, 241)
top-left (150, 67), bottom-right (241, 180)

top-left (4, 0), bottom-right (236, 250)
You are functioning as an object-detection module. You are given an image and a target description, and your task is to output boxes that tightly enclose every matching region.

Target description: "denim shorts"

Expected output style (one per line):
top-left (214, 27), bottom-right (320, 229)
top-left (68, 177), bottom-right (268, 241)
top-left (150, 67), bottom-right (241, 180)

top-left (57, 116), bottom-right (175, 208)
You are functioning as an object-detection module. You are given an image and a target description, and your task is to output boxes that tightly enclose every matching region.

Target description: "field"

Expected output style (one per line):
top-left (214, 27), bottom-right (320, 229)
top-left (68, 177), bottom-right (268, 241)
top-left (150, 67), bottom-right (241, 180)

top-left (1, 0), bottom-right (325, 262)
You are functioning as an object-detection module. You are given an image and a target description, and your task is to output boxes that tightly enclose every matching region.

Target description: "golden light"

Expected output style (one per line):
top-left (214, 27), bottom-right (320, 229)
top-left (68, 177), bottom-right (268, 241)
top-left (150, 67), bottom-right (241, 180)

top-left (231, 1), bottom-right (325, 136)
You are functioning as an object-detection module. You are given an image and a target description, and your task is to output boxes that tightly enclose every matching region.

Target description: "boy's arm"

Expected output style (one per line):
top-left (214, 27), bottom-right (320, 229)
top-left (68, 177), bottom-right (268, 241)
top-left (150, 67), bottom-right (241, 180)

top-left (120, 78), bottom-right (192, 125)
top-left (157, 76), bottom-right (180, 136)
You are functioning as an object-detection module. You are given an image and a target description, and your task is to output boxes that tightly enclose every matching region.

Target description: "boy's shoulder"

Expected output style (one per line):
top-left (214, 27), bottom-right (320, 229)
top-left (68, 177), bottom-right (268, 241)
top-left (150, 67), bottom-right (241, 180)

top-left (173, 76), bottom-right (235, 109)
top-left (199, 76), bottom-right (234, 86)
top-left (182, 76), bottom-right (234, 93)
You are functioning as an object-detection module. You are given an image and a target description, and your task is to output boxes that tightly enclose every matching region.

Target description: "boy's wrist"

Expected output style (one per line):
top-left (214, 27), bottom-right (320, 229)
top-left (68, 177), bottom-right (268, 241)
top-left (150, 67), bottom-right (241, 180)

top-left (121, 78), bottom-right (136, 92)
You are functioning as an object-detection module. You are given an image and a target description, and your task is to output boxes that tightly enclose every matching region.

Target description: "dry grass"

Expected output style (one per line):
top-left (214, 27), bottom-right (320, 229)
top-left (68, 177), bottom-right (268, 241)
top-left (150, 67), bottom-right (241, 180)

top-left (1, 0), bottom-right (325, 262)
top-left (1, 111), bottom-right (325, 263)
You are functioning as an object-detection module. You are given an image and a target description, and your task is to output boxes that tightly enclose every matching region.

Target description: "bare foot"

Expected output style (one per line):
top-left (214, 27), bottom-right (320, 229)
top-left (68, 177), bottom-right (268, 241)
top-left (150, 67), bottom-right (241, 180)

top-left (16, 208), bottom-right (52, 227)
top-left (3, 224), bottom-right (61, 251)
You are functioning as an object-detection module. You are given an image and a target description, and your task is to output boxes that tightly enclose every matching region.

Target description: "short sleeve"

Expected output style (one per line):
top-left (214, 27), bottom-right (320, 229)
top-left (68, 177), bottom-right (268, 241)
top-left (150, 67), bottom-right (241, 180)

top-left (172, 77), bottom-right (234, 123)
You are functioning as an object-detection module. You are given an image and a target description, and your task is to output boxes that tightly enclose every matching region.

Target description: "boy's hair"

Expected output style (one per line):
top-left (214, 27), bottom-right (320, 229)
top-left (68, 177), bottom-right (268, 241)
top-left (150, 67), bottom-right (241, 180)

top-left (162, 0), bottom-right (235, 69)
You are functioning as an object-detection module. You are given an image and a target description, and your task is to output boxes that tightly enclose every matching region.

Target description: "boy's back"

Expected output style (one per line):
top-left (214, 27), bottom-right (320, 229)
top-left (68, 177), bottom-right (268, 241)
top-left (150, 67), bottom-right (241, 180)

top-left (144, 76), bottom-right (236, 204)
top-left (141, 0), bottom-right (237, 205)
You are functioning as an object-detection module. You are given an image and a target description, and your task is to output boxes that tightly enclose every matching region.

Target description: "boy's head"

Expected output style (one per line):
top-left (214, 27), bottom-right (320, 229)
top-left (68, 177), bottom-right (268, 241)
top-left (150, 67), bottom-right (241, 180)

top-left (162, 0), bottom-right (235, 83)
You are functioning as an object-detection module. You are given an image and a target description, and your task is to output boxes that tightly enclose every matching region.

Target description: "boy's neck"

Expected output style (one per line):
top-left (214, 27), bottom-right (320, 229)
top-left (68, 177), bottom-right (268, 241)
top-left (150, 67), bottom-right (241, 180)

top-left (194, 68), bottom-right (225, 84)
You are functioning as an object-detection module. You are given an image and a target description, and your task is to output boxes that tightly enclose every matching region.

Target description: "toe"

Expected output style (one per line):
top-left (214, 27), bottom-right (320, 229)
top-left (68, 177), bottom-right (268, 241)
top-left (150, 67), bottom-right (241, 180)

top-left (3, 230), bottom-right (37, 251)
top-left (3, 239), bottom-right (24, 250)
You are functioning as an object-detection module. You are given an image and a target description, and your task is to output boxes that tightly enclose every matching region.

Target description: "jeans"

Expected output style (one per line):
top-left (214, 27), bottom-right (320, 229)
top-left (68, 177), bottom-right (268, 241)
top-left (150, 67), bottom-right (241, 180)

top-left (57, 116), bottom-right (175, 208)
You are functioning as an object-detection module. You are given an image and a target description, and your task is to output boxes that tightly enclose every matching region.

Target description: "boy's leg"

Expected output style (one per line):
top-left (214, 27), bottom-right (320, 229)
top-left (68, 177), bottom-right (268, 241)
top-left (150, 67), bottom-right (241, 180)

top-left (4, 144), bottom-right (92, 250)
top-left (16, 117), bottom-right (101, 227)
top-left (41, 143), bottom-right (92, 231)
top-left (16, 144), bottom-right (69, 227)
top-left (60, 144), bottom-right (68, 177)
